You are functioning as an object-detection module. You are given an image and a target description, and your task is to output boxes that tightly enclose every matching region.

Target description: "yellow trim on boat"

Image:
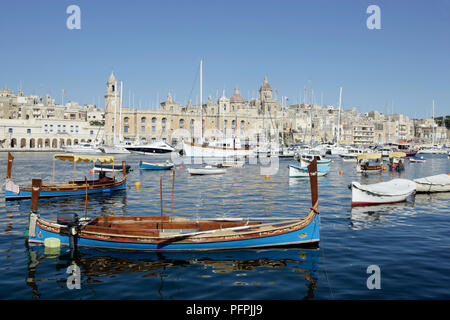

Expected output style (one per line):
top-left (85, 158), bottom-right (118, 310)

top-left (53, 154), bottom-right (115, 164)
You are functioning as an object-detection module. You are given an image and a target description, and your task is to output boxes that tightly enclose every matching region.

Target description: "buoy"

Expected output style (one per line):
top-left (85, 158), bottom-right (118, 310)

top-left (383, 167), bottom-right (387, 171)
top-left (135, 181), bottom-right (141, 188)
top-left (331, 160), bottom-right (334, 164)
top-left (179, 165), bottom-right (184, 170)
top-left (44, 237), bottom-right (61, 248)
top-left (169, 172), bottom-right (174, 177)
top-left (89, 168), bottom-right (94, 174)
top-left (265, 175), bottom-right (270, 179)
top-left (339, 170), bottom-right (343, 175)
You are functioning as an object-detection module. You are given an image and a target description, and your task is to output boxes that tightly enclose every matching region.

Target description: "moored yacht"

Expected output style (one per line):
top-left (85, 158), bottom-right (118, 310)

top-left (125, 141), bottom-right (176, 155)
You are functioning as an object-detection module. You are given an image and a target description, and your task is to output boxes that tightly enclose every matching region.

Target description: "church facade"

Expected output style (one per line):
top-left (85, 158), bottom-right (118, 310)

top-left (104, 72), bottom-right (291, 147)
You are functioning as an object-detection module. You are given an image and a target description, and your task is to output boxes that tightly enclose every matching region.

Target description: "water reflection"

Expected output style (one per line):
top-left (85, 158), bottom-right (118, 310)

top-left (349, 201), bottom-right (416, 230)
top-left (25, 245), bottom-right (319, 300)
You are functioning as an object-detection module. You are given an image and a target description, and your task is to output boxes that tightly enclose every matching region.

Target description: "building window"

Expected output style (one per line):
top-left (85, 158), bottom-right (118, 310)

top-left (141, 117), bottom-right (146, 123)
top-left (162, 126), bottom-right (166, 133)
top-left (179, 119), bottom-right (184, 127)
top-left (162, 118), bottom-right (166, 125)
top-left (8, 128), bottom-right (13, 133)
top-left (124, 117), bottom-right (129, 124)
top-left (75, 125), bottom-right (79, 133)
top-left (27, 129), bottom-right (31, 134)
top-left (152, 138), bottom-right (156, 143)
top-left (152, 126), bottom-right (156, 133)
top-left (124, 126), bottom-right (129, 133)
top-left (162, 138), bottom-right (166, 143)
top-left (151, 117), bottom-right (156, 124)
top-left (90, 130), bottom-right (94, 135)
top-left (141, 126), bottom-right (145, 133)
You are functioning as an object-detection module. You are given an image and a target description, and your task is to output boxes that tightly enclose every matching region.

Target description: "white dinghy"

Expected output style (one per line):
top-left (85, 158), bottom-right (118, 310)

top-left (351, 179), bottom-right (416, 206)
top-left (187, 165), bottom-right (226, 176)
top-left (414, 174), bottom-right (450, 193)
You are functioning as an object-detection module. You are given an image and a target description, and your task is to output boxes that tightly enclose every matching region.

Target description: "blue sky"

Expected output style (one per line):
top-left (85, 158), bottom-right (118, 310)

top-left (0, 0), bottom-right (449, 118)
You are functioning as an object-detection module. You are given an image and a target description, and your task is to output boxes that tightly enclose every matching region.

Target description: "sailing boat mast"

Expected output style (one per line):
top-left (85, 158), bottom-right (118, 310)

top-left (200, 60), bottom-right (203, 142)
top-left (432, 99), bottom-right (435, 146)
top-left (337, 87), bottom-right (342, 145)
top-left (119, 81), bottom-right (123, 144)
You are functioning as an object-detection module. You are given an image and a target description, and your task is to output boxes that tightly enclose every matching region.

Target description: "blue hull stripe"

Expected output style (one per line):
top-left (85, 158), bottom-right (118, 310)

top-left (5, 180), bottom-right (126, 200)
top-left (29, 216), bottom-right (320, 251)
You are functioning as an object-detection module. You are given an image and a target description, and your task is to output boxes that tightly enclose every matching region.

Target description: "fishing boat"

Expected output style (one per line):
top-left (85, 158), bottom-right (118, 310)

top-left (4, 153), bottom-right (127, 201)
top-left (394, 142), bottom-right (418, 157)
top-left (26, 158), bottom-right (320, 251)
top-left (387, 152), bottom-right (406, 171)
top-left (93, 163), bottom-right (131, 173)
top-left (288, 163), bottom-right (329, 178)
top-left (187, 166), bottom-right (226, 175)
top-left (139, 161), bottom-right (174, 170)
top-left (296, 153), bottom-right (331, 167)
top-left (339, 147), bottom-right (365, 161)
top-left (414, 174), bottom-right (450, 193)
top-left (409, 156), bottom-right (426, 163)
top-left (351, 178), bottom-right (416, 206)
top-left (356, 153), bottom-right (382, 175)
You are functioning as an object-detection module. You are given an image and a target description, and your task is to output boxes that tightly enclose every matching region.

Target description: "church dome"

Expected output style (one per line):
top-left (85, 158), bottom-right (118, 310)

top-left (259, 76), bottom-right (272, 91)
top-left (230, 87), bottom-right (244, 103)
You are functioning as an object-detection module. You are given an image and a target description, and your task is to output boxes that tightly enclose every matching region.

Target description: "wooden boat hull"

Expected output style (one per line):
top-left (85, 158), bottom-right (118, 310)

top-left (5, 178), bottom-right (126, 201)
top-left (27, 212), bottom-right (320, 252)
top-left (289, 164), bottom-right (329, 178)
top-left (139, 162), bottom-right (174, 170)
top-left (356, 165), bottom-right (382, 175)
top-left (351, 179), bottom-right (416, 206)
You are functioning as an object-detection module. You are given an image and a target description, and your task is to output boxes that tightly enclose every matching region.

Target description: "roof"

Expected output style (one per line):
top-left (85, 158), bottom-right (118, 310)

top-left (389, 152), bottom-right (407, 158)
top-left (357, 153), bottom-right (382, 160)
top-left (53, 154), bottom-right (115, 163)
top-left (230, 87), bottom-right (244, 102)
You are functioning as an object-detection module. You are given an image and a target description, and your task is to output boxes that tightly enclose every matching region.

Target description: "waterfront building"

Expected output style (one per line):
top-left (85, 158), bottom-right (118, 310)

top-left (0, 88), bottom-right (104, 150)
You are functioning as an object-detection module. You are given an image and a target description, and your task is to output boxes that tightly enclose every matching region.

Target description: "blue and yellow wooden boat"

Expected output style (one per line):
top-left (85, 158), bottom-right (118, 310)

top-left (26, 159), bottom-right (321, 252)
top-left (5, 153), bottom-right (127, 201)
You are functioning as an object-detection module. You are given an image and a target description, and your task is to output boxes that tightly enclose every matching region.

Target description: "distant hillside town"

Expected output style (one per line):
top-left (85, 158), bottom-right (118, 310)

top-left (0, 73), bottom-right (448, 151)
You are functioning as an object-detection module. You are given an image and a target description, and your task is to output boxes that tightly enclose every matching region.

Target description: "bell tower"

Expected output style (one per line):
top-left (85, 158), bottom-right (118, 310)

top-left (105, 71), bottom-right (119, 145)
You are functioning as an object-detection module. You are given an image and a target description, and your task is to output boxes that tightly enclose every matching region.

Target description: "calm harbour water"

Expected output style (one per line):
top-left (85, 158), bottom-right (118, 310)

top-left (0, 152), bottom-right (449, 300)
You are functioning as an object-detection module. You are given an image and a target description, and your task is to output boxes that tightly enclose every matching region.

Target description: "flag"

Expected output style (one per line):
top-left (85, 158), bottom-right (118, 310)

top-left (275, 89), bottom-right (278, 94)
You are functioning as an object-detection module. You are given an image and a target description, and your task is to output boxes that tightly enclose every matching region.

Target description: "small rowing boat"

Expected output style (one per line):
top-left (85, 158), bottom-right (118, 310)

top-left (409, 156), bottom-right (426, 163)
top-left (26, 159), bottom-right (321, 251)
top-left (414, 174), bottom-right (450, 193)
top-left (139, 161), bottom-right (174, 170)
top-left (288, 163), bottom-right (329, 178)
top-left (93, 163), bottom-right (131, 173)
top-left (351, 178), bottom-right (416, 206)
top-left (4, 153), bottom-right (127, 201)
top-left (187, 166), bottom-right (226, 175)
